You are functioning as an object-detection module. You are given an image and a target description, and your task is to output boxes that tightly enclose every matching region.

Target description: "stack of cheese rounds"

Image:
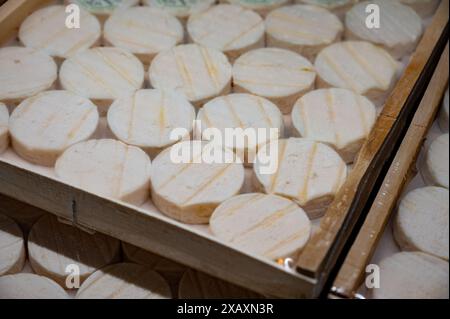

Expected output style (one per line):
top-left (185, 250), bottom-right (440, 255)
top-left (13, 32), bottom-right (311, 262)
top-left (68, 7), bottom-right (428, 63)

top-left (295, 0), bottom-right (359, 20)
top-left (0, 274), bottom-right (69, 299)
top-left (143, 0), bottom-right (215, 22)
top-left (0, 214), bottom-right (25, 276)
top-left (220, 0), bottom-right (291, 17)
top-left (421, 133), bottom-right (449, 189)
top-left (0, 103), bottom-right (9, 154)
top-left (399, 0), bottom-right (440, 18)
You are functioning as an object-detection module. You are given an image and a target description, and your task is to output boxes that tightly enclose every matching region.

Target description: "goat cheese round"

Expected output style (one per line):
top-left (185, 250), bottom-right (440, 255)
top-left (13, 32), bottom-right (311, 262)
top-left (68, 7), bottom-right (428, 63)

top-left (67, 0), bottom-right (140, 17)
top-left (0, 274), bottom-right (69, 299)
top-left (0, 103), bottom-right (9, 154)
top-left (0, 214), bottom-right (25, 276)
top-left (295, 0), bottom-right (358, 20)
top-left (421, 133), bottom-right (449, 189)
top-left (143, 0), bottom-right (215, 20)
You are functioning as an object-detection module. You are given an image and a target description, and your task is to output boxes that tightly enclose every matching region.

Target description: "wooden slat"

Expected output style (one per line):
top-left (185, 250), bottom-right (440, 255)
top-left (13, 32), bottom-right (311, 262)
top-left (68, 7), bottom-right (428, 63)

top-left (331, 44), bottom-right (449, 299)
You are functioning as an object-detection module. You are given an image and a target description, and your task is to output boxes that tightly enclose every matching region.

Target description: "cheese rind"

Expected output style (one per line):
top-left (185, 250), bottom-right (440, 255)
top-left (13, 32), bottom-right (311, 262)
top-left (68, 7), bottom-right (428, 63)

top-left (76, 263), bottom-right (172, 299)
top-left (345, 0), bottom-right (423, 59)
top-left (253, 138), bottom-right (347, 219)
top-left (422, 133), bottom-right (449, 189)
top-left (210, 193), bottom-right (312, 259)
top-left (143, 0), bottom-right (215, 19)
top-left (220, 0), bottom-right (291, 17)
top-left (0, 47), bottom-right (57, 103)
top-left (394, 187), bottom-right (449, 260)
top-left (55, 139), bottom-right (152, 205)
top-left (291, 88), bottom-right (376, 163)
top-left (0, 274), bottom-right (69, 299)
top-left (265, 4), bottom-right (343, 61)
top-left (149, 44), bottom-right (232, 107)
top-left (0, 214), bottom-right (25, 276)
top-left (104, 7), bottom-right (184, 65)
top-left (373, 252), bottom-right (449, 299)
top-left (233, 48), bottom-right (316, 114)
top-left (0, 103), bottom-right (9, 154)
top-left (399, 0), bottom-right (440, 18)
top-left (295, 0), bottom-right (359, 20)
top-left (439, 89), bottom-right (449, 132)
top-left (107, 89), bottom-right (196, 158)
top-left (9, 90), bottom-right (99, 167)
top-left (151, 140), bottom-right (245, 224)
top-left (19, 5), bottom-right (101, 59)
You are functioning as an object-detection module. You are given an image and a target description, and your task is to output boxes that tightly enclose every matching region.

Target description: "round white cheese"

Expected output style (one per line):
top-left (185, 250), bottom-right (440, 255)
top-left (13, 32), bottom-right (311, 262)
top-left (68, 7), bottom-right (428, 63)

top-left (233, 47), bottom-right (316, 114)
top-left (28, 214), bottom-right (121, 289)
top-left (439, 88), bottom-right (449, 132)
top-left (0, 214), bottom-right (25, 276)
top-left (373, 252), bottom-right (449, 299)
top-left (178, 269), bottom-right (262, 298)
top-left (19, 5), bottom-right (101, 59)
top-left (67, 0), bottom-right (140, 16)
top-left (107, 89), bottom-right (196, 158)
top-left (76, 263), bottom-right (172, 299)
top-left (210, 193), bottom-right (312, 259)
top-left (143, 0), bottom-right (215, 20)
top-left (55, 139), bottom-right (152, 206)
top-left (422, 133), bottom-right (449, 189)
top-left (394, 187), bottom-right (449, 260)
top-left (59, 47), bottom-right (145, 115)
top-left (291, 88), bottom-right (377, 163)
top-left (197, 93), bottom-right (284, 164)
top-left (151, 140), bottom-right (245, 224)
top-left (0, 273), bottom-right (69, 299)
top-left (149, 44), bottom-right (232, 108)
top-left (265, 4), bottom-right (343, 61)
top-left (295, 0), bottom-right (359, 20)
top-left (399, 0), bottom-right (440, 18)
top-left (315, 41), bottom-right (399, 103)
top-left (220, 0), bottom-right (291, 17)
top-left (345, 1), bottom-right (423, 59)
top-left (104, 7), bottom-right (184, 65)
top-left (0, 103), bottom-right (9, 154)
top-left (187, 4), bottom-right (265, 62)
top-left (0, 47), bottom-right (57, 103)
top-left (253, 138), bottom-right (347, 218)
top-left (9, 90), bottom-right (99, 167)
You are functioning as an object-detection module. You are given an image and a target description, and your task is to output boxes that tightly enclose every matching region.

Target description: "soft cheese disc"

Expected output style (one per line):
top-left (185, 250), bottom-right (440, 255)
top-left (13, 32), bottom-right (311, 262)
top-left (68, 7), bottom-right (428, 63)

top-left (296, 0), bottom-right (359, 20)
top-left (210, 193), bottom-right (312, 259)
top-left (315, 41), bottom-right (399, 102)
top-left (76, 263), bottom-right (172, 299)
top-left (187, 4), bottom-right (265, 62)
top-left (399, 0), bottom-right (440, 18)
top-left (439, 88), bottom-right (449, 132)
top-left (265, 4), bottom-right (343, 61)
top-left (197, 93), bottom-right (284, 164)
top-left (345, 1), bottom-right (423, 59)
top-left (291, 88), bottom-right (376, 163)
top-left (67, 0), bottom-right (140, 16)
top-left (9, 90), bottom-right (99, 166)
top-left (19, 5), bottom-right (101, 59)
top-left (422, 133), bottom-right (449, 189)
top-left (149, 44), bottom-right (232, 107)
top-left (373, 252), bottom-right (449, 299)
top-left (151, 140), bottom-right (245, 224)
top-left (55, 139), bottom-right (152, 205)
top-left (0, 273), bottom-right (69, 299)
top-left (253, 138), bottom-right (347, 218)
top-left (104, 7), bottom-right (184, 65)
top-left (28, 214), bottom-right (120, 288)
top-left (233, 48), bottom-right (316, 114)
top-left (60, 47), bottom-right (144, 113)
top-left (143, 0), bottom-right (215, 19)
top-left (107, 89), bottom-right (196, 158)
top-left (178, 269), bottom-right (262, 298)
top-left (220, 0), bottom-right (290, 17)
top-left (0, 103), bottom-right (9, 154)
top-left (394, 186), bottom-right (449, 260)
top-left (0, 214), bottom-right (25, 276)
top-left (0, 47), bottom-right (57, 103)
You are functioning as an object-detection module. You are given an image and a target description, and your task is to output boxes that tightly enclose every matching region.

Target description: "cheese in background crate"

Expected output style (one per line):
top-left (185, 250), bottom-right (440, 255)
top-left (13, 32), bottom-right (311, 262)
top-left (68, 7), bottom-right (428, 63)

top-left (27, 214), bottom-right (121, 289)
top-left (291, 88), bottom-right (376, 163)
top-left (421, 133), bottom-right (449, 189)
top-left (295, 0), bottom-right (359, 20)
top-left (0, 103), bottom-right (8, 154)
top-left (0, 47), bottom-right (57, 105)
top-left (59, 47), bottom-right (144, 115)
top-left (66, 0), bottom-right (140, 23)
top-left (0, 214), bottom-right (25, 276)
top-left (55, 139), bottom-right (152, 206)
top-left (315, 41), bottom-right (399, 105)
top-left (76, 263), bottom-right (172, 299)
top-left (103, 7), bottom-right (184, 65)
top-left (151, 141), bottom-right (245, 224)
top-left (253, 138), bottom-right (347, 219)
top-left (149, 44), bottom-right (232, 108)
top-left (19, 5), bottom-right (101, 60)
top-left (394, 186), bottom-right (449, 261)
top-left (373, 252), bottom-right (449, 299)
top-left (399, 0), bottom-right (440, 18)
top-left (9, 91), bottom-right (99, 167)
top-left (197, 93), bottom-right (284, 164)
top-left (143, 0), bottom-right (215, 23)
top-left (0, 274), bottom-right (69, 299)
top-left (439, 88), bottom-right (449, 132)
top-left (187, 4), bottom-right (265, 62)
top-left (220, 0), bottom-right (291, 17)
top-left (265, 4), bottom-right (343, 61)
top-left (178, 269), bottom-right (262, 299)
top-left (233, 48), bottom-right (316, 114)
top-left (107, 89), bottom-right (196, 159)
top-left (345, 0), bottom-right (423, 59)
top-left (210, 193), bottom-right (312, 259)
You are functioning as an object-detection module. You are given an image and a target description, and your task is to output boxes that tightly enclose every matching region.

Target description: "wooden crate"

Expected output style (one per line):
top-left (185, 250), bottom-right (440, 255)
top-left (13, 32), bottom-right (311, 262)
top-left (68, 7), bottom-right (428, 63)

top-left (0, 0), bottom-right (448, 298)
